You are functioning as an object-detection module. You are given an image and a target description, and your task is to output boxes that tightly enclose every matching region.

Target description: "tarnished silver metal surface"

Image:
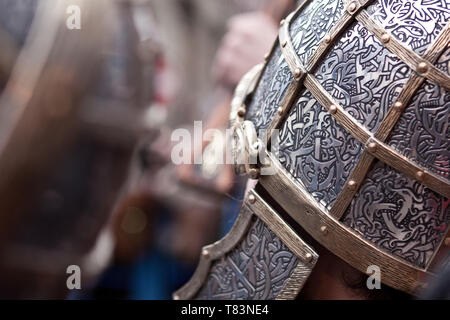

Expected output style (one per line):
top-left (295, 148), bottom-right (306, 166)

top-left (246, 47), bottom-right (292, 131)
top-left (195, 217), bottom-right (300, 300)
top-left (388, 49), bottom-right (450, 182)
top-left (289, 0), bottom-right (345, 64)
top-left (278, 89), bottom-right (363, 209)
top-left (315, 22), bottom-right (412, 133)
top-left (342, 161), bottom-right (450, 268)
top-left (367, 0), bottom-right (450, 56)
top-left (388, 80), bottom-right (450, 181)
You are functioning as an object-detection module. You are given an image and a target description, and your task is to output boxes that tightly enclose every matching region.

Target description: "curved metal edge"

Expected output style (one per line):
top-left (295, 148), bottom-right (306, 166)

top-left (173, 190), bottom-right (319, 300)
top-left (260, 152), bottom-right (433, 295)
top-left (230, 63), bottom-right (264, 127)
top-left (172, 204), bottom-right (253, 300)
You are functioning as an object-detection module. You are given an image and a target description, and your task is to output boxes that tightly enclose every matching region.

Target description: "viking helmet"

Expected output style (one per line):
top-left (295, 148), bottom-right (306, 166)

top-left (176, 0), bottom-right (450, 299)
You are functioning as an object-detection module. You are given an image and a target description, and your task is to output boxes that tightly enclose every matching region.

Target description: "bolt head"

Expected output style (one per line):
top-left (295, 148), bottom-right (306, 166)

top-left (202, 249), bottom-right (210, 259)
top-left (348, 180), bottom-right (358, 191)
top-left (305, 253), bottom-right (313, 262)
top-left (294, 68), bottom-right (302, 78)
top-left (393, 101), bottom-right (404, 112)
top-left (320, 225), bottom-right (328, 235)
top-left (381, 33), bottom-right (391, 44)
top-left (324, 35), bottom-right (331, 44)
top-left (280, 19), bottom-right (285, 26)
top-left (367, 142), bottom-right (377, 153)
top-left (237, 107), bottom-right (246, 117)
top-left (348, 2), bottom-right (357, 12)
top-left (416, 171), bottom-right (424, 181)
top-left (248, 194), bottom-right (256, 204)
top-left (329, 105), bottom-right (338, 114)
top-left (248, 168), bottom-right (260, 180)
top-left (277, 107), bottom-right (283, 115)
top-left (417, 62), bottom-right (428, 74)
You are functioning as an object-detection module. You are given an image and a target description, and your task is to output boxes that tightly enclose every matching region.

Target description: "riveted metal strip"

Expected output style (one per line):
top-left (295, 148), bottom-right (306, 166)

top-left (356, 10), bottom-right (450, 91)
top-left (331, 23), bottom-right (450, 219)
top-left (173, 189), bottom-right (318, 300)
top-left (259, 152), bottom-right (432, 295)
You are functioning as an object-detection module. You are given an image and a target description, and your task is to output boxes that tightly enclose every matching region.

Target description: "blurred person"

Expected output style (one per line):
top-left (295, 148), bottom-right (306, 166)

top-left (95, 0), bottom-right (297, 300)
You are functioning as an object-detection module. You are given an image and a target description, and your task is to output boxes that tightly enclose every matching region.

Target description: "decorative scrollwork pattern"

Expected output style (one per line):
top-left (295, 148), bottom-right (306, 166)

top-left (246, 47), bottom-right (293, 131)
top-left (367, 0), bottom-right (450, 56)
top-left (195, 217), bottom-right (299, 300)
top-left (289, 0), bottom-right (345, 65)
top-left (343, 162), bottom-right (450, 268)
top-left (315, 22), bottom-right (411, 132)
top-left (277, 89), bottom-right (363, 209)
top-left (388, 77), bottom-right (450, 181)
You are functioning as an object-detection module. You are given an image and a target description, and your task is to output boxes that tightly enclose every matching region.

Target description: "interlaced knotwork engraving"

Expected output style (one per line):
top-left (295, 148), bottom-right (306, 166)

top-left (289, 0), bottom-right (345, 64)
top-left (367, 0), bottom-right (450, 56)
top-left (278, 89), bottom-right (363, 208)
top-left (314, 22), bottom-right (411, 132)
top-left (246, 47), bottom-right (293, 131)
top-left (195, 217), bottom-right (299, 300)
top-left (343, 161), bottom-right (450, 268)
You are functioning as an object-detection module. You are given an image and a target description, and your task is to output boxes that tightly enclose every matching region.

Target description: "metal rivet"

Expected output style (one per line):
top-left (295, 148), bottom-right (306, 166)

top-left (280, 19), bottom-right (285, 26)
top-left (202, 249), bottom-right (210, 259)
top-left (237, 107), bottom-right (246, 117)
top-left (264, 52), bottom-right (270, 61)
top-left (248, 194), bottom-right (256, 204)
top-left (320, 225), bottom-right (328, 235)
top-left (445, 237), bottom-right (450, 247)
top-left (348, 180), bottom-right (358, 191)
top-left (417, 62), bottom-right (428, 74)
top-left (277, 107), bottom-right (283, 115)
top-left (324, 35), bottom-right (331, 44)
top-left (367, 142), bottom-right (377, 153)
top-left (294, 68), bottom-right (302, 78)
top-left (281, 40), bottom-right (287, 48)
top-left (381, 33), bottom-right (391, 44)
top-left (348, 2), bottom-right (357, 12)
top-left (329, 104), bottom-right (338, 114)
top-left (305, 253), bottom-right (313, 262)
top-left (393, 101), bottom-right (404, 112)
top-left (416, 171), bottom-right (424, 181)
top-left (249, 168), bottom-right (260, 180)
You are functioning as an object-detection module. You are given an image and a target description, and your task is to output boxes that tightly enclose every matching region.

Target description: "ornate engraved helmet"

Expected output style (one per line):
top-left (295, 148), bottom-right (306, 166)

top-left (176, 0), bottom-right (450, 299)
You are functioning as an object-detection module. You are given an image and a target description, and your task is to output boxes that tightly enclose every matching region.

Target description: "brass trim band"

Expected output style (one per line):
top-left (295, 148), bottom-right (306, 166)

top-left (356, 10), bottom-right (450, 91)
top-left (259, 153), bottom-right (432, 295)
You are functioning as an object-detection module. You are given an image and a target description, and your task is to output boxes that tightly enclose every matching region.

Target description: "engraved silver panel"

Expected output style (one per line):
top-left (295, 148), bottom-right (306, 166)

top-left (195, 217), bottom-right (299, 300)
top-left (367, 0), bottom-right (450, 56)
top-left (246, 47), bottom-right (292, 131)
top-left (289, 0), bottom-right (345, 65)
top-left (435, 47), bottom-right (450, 75)
top-left (277, 89), bottom-right (364, 209)
top-left (315, 22), bottom-right (412, 132)
top-left (388, 78), bottom-right (450, 181)
top-left (342, 161), bottom-right (450, 268)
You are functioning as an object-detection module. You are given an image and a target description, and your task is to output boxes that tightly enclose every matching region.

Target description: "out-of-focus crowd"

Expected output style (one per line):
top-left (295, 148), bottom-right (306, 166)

top-left (72, 0), bottom-right (295, 299)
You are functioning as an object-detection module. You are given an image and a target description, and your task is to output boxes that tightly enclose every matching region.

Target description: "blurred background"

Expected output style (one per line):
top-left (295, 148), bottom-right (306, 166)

top-left (0, 0), bottom-right (295, 299)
